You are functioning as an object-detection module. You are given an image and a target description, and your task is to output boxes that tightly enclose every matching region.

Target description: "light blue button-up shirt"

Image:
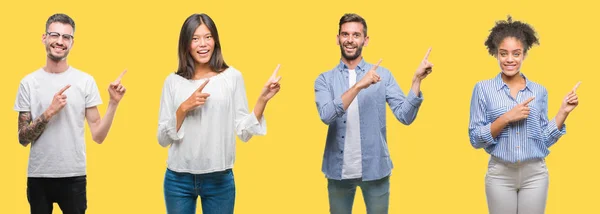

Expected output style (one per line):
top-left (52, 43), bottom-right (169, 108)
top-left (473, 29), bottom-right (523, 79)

top-left (315, 59), bottom-right (424, 181)
top-left (469, 73), bottom-right (567, 163)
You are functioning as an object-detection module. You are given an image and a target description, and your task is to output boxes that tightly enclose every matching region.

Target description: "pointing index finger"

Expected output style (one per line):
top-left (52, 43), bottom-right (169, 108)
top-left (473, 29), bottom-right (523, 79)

top-left (372, 59), bottom-right (382, 70)
top-left (115, 69), bottom-right (127, 82)
top-left (522, 96), bottom-right (535, 105)
top-left (58, 84), bottom-right (71, 95)
top-left (423, 47), bottom-right (432, 61)
top-left (271, 64), bottom-right (281, 79)
top-left (572, 81), bottom-right (581, 92)
top-left (197, 79), bottom-right (210, 92)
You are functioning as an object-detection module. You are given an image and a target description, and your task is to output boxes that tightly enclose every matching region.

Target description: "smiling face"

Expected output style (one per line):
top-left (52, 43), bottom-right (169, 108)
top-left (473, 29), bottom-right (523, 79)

top-left (496, 37), bottom-right (525, 77)
top-left (337, 22), bottom-right (369, 61)
top-left (189, 24), bottom-right (214, 66)
top-left (43, 22), bottom-right (74, 62)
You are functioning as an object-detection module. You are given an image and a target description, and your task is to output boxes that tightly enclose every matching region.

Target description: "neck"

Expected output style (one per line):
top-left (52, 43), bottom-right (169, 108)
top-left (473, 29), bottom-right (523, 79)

top-left (193, 63), bottom-right (216, 79)
top-left (501, 72), bottom-right (525, 86)
top-left (44, 57), bottom-right (69, 73)
top-left (341, 56), bottom-right (362, 70)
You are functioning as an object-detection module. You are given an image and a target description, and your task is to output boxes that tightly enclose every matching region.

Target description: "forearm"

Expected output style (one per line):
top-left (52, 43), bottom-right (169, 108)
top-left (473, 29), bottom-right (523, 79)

top-left (253, 98), bottom-right (268, 122)
top-left (490, 115), bottom-right (510, 138)
top-left (341, 85), bottom-right (361, 110)
top-left (18, 112), bottom-right (49, 146)
top-left (175, 107), bottom-right (187, 132)
top-left (92, 101), bottom-right (119, 143)
top-left (554, 110), bottom-right (568, 130)
top-left (410, 77), bottom-right (422, 97)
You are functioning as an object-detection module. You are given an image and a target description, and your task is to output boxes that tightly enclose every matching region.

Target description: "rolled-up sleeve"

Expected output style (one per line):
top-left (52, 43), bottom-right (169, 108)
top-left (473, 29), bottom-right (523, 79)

top-left (540, 91), bottom-right (566, 147)
top-left (315, 74), bottom-right (345, 125)
top-left (157, 76), bottom-right (185, 147)
top-left (233, 72), bottom-right (266, 142)
top-left (469, 83), bottom-right (498, 149)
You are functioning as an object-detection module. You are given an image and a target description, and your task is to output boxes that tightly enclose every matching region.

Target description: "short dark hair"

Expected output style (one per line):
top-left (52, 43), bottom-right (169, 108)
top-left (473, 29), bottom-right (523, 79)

top-left (176, 13), bottom-right (228, 79)
top-left (484, 15), bottom-right (539, 56)
top-left (339, 13), bottom-right (367, 36)
top-left (45, 13), bottom-right (75, 32)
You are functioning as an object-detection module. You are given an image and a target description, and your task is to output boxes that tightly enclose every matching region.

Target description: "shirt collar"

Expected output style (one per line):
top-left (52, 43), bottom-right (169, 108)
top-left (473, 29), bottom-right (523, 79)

top-left (337, 58), bottom-right (368, 73)
top-left (493, 72), bottom-right (532, 92)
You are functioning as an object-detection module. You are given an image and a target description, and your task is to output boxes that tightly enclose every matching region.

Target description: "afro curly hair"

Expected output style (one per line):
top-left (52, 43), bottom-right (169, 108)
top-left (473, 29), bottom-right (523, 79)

top-left (484, 15), bottom-right (539, 56)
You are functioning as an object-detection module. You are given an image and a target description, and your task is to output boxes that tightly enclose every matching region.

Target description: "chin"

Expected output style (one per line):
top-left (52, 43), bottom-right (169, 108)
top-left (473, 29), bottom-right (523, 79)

top-left (501, 70), bottom-right (520, 77)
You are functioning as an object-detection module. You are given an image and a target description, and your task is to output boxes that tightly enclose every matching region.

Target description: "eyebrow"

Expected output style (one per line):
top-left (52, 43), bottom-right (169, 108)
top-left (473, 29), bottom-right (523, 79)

top-left (340, 31), bottom-right (362, 35)
top-left (193, 33), bottom-right (212, 37)
top-left (498, 49), bottom-right (522, 52)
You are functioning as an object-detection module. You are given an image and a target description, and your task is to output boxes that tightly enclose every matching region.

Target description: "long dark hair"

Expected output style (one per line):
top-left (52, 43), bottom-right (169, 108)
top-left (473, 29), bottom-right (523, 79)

top-left (176, 13), bottom-right (228, 79)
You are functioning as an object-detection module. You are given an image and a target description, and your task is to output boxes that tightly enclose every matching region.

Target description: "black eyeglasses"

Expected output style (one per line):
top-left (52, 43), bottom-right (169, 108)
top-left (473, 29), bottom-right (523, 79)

top-left (46, 32), bottom-right (74, 41)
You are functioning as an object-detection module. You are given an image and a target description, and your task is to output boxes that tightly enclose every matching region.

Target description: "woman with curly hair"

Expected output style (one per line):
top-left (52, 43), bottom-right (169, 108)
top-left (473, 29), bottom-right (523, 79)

top-left (468, 16), bottom-right (580, 214)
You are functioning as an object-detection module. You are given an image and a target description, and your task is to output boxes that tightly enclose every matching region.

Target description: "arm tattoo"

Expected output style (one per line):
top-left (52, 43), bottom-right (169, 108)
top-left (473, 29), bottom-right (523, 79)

top-left (18, 112), bottom-right (49, 146)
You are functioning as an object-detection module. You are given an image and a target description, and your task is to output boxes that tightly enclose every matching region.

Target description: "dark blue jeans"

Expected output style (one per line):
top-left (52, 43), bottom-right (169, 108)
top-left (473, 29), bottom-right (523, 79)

top-left (164, 168), bottom-right (235, 214)
top-left (327, 175), bottom-right (390, 214)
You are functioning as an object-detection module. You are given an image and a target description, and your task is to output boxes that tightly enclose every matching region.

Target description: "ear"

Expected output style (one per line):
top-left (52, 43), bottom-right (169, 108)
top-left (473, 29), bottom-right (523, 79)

top-left (336, 35), bottom-right (340, 46)
top-left (364, 36), bottom-right (370, 47)
top-left (42, 33), bottom-right (46, 44)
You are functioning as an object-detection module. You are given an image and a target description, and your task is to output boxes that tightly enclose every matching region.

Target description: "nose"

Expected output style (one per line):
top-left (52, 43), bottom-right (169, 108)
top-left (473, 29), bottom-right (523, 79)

top-left (55, 36), bottom-right (64, 45)
top-left (506, 55), bottom-right (515, 63)
top-left (199, 38), bottom-right (207, 47)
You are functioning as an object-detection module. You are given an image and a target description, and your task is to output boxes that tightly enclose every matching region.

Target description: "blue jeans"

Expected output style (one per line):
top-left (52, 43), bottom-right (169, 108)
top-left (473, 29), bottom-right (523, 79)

top-left (164, 168), bottom-right (235, 214)
top-left (327, 175), bottom-right (390, 214)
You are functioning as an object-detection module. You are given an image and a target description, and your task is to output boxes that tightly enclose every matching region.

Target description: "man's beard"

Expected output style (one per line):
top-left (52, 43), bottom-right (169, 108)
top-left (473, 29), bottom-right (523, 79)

top-left (340, 43), bottom-right (363, 61)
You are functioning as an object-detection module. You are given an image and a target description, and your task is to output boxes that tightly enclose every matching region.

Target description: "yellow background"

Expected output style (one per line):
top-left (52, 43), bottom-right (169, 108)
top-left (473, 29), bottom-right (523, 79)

top-left (1, 0), bottom-right (598, 213)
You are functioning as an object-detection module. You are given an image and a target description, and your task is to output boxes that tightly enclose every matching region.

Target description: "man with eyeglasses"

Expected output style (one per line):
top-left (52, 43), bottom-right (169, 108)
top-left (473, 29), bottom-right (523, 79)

top-left (14, 13), bottom-right (127, 214)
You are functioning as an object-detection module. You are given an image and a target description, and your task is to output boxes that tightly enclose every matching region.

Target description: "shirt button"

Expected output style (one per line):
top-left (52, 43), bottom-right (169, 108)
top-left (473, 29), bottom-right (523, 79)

top-left (343, 121), bottom-right (346, 123)
top-left (342, 136), bottom-right (345, 138)
top-left (516, 132), bottom-right (519, 135)
top-left (516, 146), bottom-right (520, 149)
top-left (340, 150), bottom-right (343, 153)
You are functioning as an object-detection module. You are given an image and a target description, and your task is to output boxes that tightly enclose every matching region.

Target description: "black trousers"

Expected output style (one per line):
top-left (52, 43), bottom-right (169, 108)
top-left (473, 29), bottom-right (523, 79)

top-left (27, 175), bottom-right (87, 214)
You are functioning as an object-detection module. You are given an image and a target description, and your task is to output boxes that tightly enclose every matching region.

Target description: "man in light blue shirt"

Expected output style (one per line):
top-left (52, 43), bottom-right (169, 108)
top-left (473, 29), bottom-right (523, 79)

top-left (314, 13), bottom-right (435, 213)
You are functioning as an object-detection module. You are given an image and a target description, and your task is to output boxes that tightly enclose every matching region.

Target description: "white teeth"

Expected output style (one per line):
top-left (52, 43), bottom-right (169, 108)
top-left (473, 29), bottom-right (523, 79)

top-left (198, 50), bottom-right (209, 54)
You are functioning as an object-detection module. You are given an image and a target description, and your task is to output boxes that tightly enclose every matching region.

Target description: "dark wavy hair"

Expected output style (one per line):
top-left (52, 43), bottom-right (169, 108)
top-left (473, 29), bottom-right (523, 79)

top-left (339, 13), bottom-right (367, 36)
top-left (176, 13), bottom-right (228, 79)
top-left (46, 13), bottom-right (75, 32)
top-left (485, 15), bottom-right (539, 56)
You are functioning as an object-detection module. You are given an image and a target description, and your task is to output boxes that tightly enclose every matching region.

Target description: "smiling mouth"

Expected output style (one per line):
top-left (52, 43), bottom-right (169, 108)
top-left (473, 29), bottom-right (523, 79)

top-left (51, 45), bottom-right (67, 51)
top-left (197, 50), bottom-right (209, 54)
top-left (344, 45), bottom-right (356, 51)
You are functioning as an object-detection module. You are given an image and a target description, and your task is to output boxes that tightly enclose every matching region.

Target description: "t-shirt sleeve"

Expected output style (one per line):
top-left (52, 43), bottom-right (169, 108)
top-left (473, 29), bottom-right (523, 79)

top-left (14, 80), bottom-right (31, 112)
top-left (85, 77), bottom-right (103, 108)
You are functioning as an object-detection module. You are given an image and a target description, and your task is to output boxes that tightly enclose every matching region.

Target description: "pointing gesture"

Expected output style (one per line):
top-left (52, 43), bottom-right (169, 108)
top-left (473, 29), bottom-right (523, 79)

top-left (355, 59), bottom-right (382, 89)
top-left (561, 81), bottom-right (581, 113)
top-left (108, 70), bottom-right (127, 104)
top-left (44, 84), bottom-right (71, 119)
top-left (414, 47), bottom-right (434, 80)
top-left (503, 97), bottom-right (535, 123)
top-left (260, 64), bottom-right (282, 101)
top-left (181, 79), bottom-right (211, 113)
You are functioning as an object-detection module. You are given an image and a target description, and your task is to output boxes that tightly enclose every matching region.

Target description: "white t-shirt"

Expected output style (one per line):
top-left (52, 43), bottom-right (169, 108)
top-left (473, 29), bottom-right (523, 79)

top-left (157, 66), bottom-right (266, 174)
top-left (342, 69), bottom-right (362, 179)
top-left (14, 67), bottom-right (102, 178)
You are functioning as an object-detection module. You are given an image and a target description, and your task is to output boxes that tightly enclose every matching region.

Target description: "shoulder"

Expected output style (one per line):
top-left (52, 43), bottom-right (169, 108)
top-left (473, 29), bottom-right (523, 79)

top-left (69, 67), bottom-right (94, 79)
top-left (316, 65), bottom-right (339, 82)
top-left (526, 79), bottom-right (547, 94)
top-left (19, 68), bottom-right (44, 85)
top-left (474, 77), bottom-right (498, 90)
top-left (222, 66), bottom-right (242, 79)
